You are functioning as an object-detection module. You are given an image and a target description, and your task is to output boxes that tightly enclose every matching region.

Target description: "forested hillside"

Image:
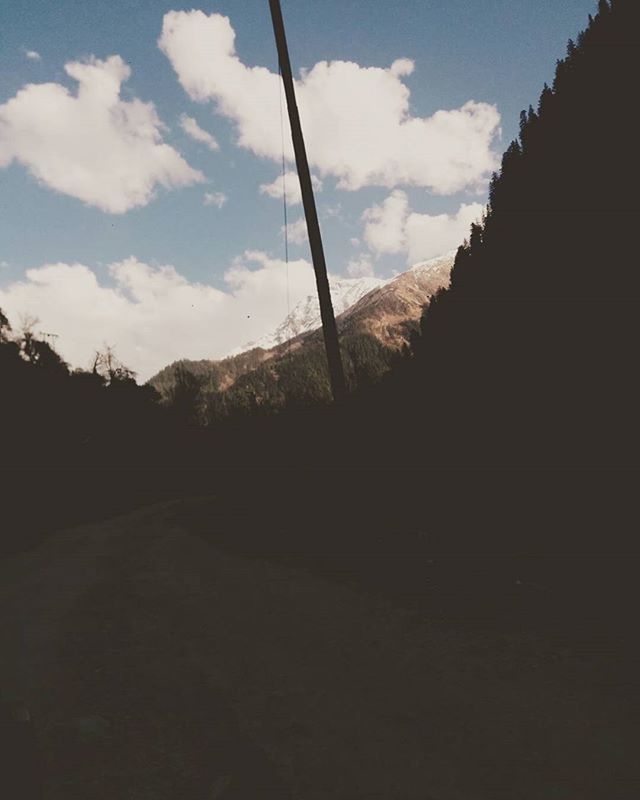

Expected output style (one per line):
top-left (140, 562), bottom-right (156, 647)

top-left (372, 0), bottom-right (640, 466)
top-left (149, 257), bottom-right (451, 423)
top-left (0, 313), bottom-right (160, 468)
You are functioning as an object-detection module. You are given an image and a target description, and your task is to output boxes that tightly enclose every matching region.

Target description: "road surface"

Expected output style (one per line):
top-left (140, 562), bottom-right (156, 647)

top-left (1, 500), bottom-right (636, 799)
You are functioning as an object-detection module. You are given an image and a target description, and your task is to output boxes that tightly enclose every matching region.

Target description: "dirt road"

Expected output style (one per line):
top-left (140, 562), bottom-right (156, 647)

top-left (1, 500), bottom-right (636, 799)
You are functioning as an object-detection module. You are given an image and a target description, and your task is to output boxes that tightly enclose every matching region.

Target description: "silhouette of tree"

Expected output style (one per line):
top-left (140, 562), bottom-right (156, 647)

top-left (92, 345), bottom-right (137, 386)
top-left (386, 0), bottom-right (640, 467)
top-left (0, 309), bottom-right (11, 342)
top-left (0, 309), bottom-right (161, 475)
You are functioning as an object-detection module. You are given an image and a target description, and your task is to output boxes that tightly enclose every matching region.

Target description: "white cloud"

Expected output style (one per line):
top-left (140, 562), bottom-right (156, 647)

top-left (0, 55), bottom-right (203, 213)
top-left (203, 191), bottom-right (227, 208)
top-left (389, 58), bottom-right (414, 78)
top-left (363, 190), bottom-right (483, 263)
top-left (404, 202), bottom-right (483, 264)
top-left (285, 217), bottom-right (309, 245)
top-left (179, 113), bottom-right (219, 151)
top-left (362, 190), bottom-right (409, 255)
top-left (0, 253), bottom-right (327, 380)
top-left (260, 171), bottom-right (322, 205)
top-left (347, 256), bottom-right (375, 278)
top-left (25, 50), bottom-right (41, 61)
top-left (159, 11), bottom-right (500, 194)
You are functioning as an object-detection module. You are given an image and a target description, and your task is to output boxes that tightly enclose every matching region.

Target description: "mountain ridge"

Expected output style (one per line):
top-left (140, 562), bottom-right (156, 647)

top-left (241, 274), bottom-right (387, 353)
top-left (149, 254), bottom-right (453, 420)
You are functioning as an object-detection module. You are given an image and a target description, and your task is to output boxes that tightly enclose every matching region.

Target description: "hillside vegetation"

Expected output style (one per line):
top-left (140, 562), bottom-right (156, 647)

top-left (149, 257), bottom-right (452, 423)
top-left (392, 0), bottom-right (640, 466)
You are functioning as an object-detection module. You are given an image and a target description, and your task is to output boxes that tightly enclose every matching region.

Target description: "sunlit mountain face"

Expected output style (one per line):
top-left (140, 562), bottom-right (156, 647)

top-left (149, 253), bottom-right (454, 419)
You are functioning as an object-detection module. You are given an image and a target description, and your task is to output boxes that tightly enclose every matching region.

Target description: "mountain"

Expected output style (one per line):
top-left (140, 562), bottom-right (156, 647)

top-left (333, 254), bottom-right (455, 346)
top-left (244, 274), bottom-right (387, 352)
top-left (149, 254), bottom-right (453, 422)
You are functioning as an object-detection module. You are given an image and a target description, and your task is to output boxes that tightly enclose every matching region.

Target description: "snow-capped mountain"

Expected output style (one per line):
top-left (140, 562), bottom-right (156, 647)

top-left (409, 251), bottom-right (458, 275)
top-left (149, 253), bottom-right (455, 413)
top-left (243, 275), bottom-right (387, 352)
top-left (330, 253), bottom-right (454, 347)
top-left (244, 252), bottom-right (456, 353)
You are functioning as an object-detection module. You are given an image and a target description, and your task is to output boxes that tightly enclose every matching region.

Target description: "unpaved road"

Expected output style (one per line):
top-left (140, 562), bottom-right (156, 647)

top-left (1, 500), bottom-right (637, 799)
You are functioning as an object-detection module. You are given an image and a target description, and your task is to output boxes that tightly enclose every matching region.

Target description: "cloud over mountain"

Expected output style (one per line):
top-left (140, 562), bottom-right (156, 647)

top-left (0, 55), bottom-right (203, 213)
top-left (159, 10), bottom-right (501, 194)
top-left (0, 252), bottom-right (325, 380)
top-left (363, 191), bottom-right (484, 263)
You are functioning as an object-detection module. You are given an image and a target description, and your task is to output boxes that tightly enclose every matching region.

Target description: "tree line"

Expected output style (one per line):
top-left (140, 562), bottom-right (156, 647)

top-left (1, 312), bottom-right (160, 468)
top-left (362, 0), bottom-right (640, 467)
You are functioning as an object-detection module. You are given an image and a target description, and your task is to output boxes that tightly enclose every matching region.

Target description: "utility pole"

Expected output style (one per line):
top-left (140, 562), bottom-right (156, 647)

top-left (268, 0), bottom-right (347, 403)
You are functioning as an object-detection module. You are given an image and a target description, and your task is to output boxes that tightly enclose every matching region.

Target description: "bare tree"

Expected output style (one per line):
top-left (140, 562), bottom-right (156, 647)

top-left (92, 345), bottom-right (136, 385)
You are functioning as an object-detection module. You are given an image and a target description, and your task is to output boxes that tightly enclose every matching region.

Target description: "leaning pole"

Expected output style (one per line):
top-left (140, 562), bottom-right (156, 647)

top-left (268, 0), bottom-right (347, 403)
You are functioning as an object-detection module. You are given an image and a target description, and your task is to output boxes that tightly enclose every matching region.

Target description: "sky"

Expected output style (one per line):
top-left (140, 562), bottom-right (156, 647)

top-left (0, 0), bottom-right (597, 379)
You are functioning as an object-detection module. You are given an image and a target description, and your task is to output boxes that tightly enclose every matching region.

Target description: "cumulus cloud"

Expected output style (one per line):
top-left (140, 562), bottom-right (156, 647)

top-left (24, 50), bottom-right (41, 61)
top-left (0, 55), bottom-right (203, 213)
top-left (203, 191), bottom-right (227, 208)
top-left (362, 190), bottom-right (410, 255)
top-left (159, 10), bottom-right (500, 194)
top-left (404, 202), bottom-right (484, 264)
top-left (363, 190), bottom-right (483, 263)
top-left (179, 113), bottom-right (219, 151)
top-left (285, 217), bottom-right (309, 246)
top-left (0, 252), bottom-right (327, 380)
top-left (260, 171), bottom-right (322, 205)
top-left (389, 58), bottom-right (414, 78)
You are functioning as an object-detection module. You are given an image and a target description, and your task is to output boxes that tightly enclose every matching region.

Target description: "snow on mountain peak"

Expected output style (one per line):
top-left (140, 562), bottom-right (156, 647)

top-left (235, 252), bottom-right (455, 354)
top-left (409, 250), bottom-right (458, 274)
top-left (243, 274), bottom-right (388, 352)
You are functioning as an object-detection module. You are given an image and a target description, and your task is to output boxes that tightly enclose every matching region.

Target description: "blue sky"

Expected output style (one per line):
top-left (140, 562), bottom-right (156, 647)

top-left (0, 0), bottom-right (596, 377)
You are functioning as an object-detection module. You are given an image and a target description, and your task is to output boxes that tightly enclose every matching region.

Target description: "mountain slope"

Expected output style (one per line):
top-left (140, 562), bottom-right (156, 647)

top-left (149, 255), bottom-right (453, 421)
top-left (245, 274), bottom-right (387, 352)
top-left (336, 254), bottom-right (455, 345)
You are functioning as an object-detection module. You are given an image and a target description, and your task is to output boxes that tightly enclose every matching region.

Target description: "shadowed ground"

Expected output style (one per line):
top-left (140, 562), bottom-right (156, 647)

top-left (1, 498), bottom-right (637, 799)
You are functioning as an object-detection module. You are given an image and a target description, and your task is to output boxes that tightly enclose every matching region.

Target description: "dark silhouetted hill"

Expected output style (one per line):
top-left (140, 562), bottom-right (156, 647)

top-left (361, 0), bottom-right (640, 468)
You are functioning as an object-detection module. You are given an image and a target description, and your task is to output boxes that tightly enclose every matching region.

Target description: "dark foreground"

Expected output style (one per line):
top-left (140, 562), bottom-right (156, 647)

top-left (1, 469), bottom-right (638, 800)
